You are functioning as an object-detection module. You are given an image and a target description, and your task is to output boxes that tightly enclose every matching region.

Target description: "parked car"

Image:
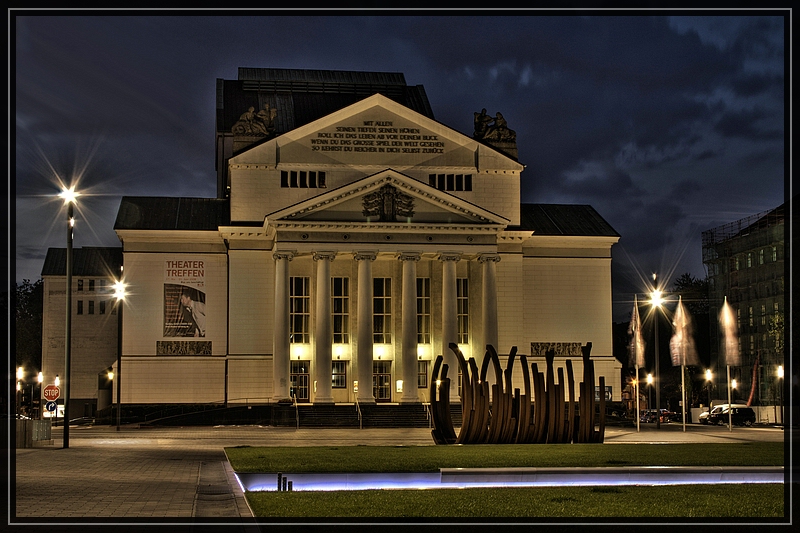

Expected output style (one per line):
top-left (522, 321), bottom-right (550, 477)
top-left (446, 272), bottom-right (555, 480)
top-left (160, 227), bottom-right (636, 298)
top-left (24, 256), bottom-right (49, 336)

top-left (708, 407), bottom-right (756, 427)
top-left (699, 404), bottom-right (748, 424)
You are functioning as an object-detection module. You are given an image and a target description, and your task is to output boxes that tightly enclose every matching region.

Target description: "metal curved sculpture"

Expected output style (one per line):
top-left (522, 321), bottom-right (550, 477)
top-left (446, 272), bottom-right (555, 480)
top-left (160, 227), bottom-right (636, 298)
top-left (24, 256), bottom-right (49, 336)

top-left (430, 343), bottom-right (606, 444)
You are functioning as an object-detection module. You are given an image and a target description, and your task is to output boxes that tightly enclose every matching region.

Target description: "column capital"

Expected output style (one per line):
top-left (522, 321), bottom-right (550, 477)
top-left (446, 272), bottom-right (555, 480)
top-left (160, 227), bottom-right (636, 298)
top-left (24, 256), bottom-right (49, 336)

top-left (313, 251), bottom-right (337, 262)
top-left (397, 252), bottom-right (421, 262)
top-left (354, 251), bottom-right (377, 262)
top-left (438, 252), bottom-right (462, 263)
top-left (478, 253), bottom-right (501, 263)
top-left (273, 251), bottom-right (295, 262)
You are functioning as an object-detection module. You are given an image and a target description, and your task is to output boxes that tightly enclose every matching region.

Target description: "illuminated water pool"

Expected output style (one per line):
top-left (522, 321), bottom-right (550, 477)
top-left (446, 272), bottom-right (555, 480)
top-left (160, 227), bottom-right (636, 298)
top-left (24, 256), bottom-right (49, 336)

top-left (236, 466), bottom-right (784, 492)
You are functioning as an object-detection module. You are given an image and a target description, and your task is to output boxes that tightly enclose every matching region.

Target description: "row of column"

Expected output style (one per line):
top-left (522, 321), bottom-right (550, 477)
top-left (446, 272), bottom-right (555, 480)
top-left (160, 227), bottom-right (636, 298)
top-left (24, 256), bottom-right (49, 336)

top-left (272, 251), bottom-right (500, 403)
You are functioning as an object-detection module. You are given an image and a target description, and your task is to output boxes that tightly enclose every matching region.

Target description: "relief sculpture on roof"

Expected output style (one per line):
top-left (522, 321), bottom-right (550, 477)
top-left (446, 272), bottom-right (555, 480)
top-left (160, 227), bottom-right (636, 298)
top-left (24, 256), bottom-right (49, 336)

top-left (232, 104), bottom-right (277, 136)
top-left (362, 184), bottom-right (415, 221)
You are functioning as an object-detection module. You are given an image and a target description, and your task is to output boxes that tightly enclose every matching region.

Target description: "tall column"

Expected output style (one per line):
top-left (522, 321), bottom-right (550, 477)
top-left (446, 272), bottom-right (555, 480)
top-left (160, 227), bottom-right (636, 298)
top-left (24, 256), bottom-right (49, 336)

top-left (399, 252), bottom-right (421, 403)
top-left (272, 251), bottom-right (293, 402)
top-left (440, 252), bottom-right (461, 399)
top-left (313, 251), bottom-right (336, 404)
top-left (479, 253), bottom-right (501, 352)
top-left (355, 252), bottom-right (377, 404)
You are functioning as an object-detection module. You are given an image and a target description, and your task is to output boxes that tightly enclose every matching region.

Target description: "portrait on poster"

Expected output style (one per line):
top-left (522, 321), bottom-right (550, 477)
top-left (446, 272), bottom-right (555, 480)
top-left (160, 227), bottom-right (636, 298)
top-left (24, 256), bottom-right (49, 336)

top-left (163, 260), bottom-right (207, 337)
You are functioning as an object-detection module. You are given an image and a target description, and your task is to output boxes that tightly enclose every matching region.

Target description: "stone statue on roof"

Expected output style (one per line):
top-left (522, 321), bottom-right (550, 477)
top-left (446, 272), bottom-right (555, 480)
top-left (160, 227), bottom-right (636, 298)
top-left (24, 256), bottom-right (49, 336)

top-left (474, 110), bottom-right (516, 142)
top-left (232, 104), bottom-right (277, 136)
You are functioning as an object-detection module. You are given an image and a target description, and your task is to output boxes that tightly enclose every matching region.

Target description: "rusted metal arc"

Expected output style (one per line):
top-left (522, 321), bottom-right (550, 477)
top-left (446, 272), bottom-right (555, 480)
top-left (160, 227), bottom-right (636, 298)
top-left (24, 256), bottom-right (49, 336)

top-left (448, 343), bottom-right (472, 444)
top-left (429, 355), bottom-right (444, 444)
top-left (566, 359), bottom-right (576, 443)
top-left (531, 363), bottom-right (547, 444)
top-left (430, 342), bottom-right (605, 446)
top-left (516, 353), bottom-right (532, 443)
top-left (545, 350), bottom-right (558, 443)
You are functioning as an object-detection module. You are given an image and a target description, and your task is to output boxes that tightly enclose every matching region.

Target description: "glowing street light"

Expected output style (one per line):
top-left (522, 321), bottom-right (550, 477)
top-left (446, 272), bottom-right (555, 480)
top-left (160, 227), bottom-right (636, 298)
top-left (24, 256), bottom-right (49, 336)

top-left (113, 273), bottom-right (126, 432)
top-left (60, 186), bottom-right (78, 448)
top-left (777, 365), bottom-right (784, 427)
top-left (705, 369), bottom-right (713, 418)
top-left (646, 373), bottom-right (654, 419)
top-left (650, 273), bottom-right (663, 429)
top-left (37, 371), bottom-right (43, 419)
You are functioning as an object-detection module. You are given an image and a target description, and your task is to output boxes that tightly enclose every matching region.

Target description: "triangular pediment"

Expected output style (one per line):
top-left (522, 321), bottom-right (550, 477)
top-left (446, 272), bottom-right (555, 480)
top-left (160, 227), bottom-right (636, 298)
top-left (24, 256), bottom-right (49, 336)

top-left (266, 170), bottom-right (509, 228)
top-left (230, 93), bottom-right (523, 171)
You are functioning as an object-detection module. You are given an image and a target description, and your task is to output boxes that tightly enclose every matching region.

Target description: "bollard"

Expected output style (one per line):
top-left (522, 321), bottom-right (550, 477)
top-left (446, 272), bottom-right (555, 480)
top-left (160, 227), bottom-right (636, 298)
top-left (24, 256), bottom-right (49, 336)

top-left (277, 472), bottom-right (282, 491)
top-left (287, 480), bottom-right (293, 491)
top-left (282, 476), bottom-right (288, 491)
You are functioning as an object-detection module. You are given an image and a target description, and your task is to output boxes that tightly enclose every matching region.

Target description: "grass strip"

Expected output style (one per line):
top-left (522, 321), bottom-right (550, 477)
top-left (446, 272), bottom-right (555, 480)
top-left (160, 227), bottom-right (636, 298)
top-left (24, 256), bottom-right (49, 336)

top-left (245, 484), bottom-right (785, 518)
top-left (226, 442), bottom-right (783, 473)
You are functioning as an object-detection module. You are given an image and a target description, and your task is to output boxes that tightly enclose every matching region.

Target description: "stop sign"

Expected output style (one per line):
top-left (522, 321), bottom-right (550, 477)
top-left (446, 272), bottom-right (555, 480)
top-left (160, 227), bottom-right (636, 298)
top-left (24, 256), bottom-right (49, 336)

top-left (43, 385), bottom-right (60, 402)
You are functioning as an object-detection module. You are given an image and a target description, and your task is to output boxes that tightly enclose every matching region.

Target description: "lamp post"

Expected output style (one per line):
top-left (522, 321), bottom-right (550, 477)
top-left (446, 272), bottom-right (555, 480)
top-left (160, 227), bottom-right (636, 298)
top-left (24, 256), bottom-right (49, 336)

top-left (16, 367), bottom-right (24, 417)
top-left (113, 275), bottom-right (126, 431)
top-left (633, 377), bottom-right (640, 432)
top-left (646, 373), bottom-right (653, 421)
top-left (54, 375), bottom-right (60, 425)
top-left (59, 186), bottom-right (78, 448)
top-left (650, 274), bottom-right (663, 429)
top-left (777, 365), bottom-right (784, 427)
top-left (705, 368), bottom-right (713, 418)
top-left (36, 371), bottom-right (43, 419)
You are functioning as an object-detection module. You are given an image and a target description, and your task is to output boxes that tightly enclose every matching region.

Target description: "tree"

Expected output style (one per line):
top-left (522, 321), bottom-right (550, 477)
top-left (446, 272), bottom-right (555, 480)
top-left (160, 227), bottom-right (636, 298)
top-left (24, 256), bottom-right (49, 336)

top-left (14, 279), bottom-right (44, 372)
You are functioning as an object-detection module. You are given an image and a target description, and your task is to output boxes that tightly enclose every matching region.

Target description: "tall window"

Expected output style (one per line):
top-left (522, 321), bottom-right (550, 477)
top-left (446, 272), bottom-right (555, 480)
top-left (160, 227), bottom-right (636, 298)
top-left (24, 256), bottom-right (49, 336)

top-left (759, 249), bottom-right (765, 265)
top-left (88, 301), bottom-right (95, 315)
top-left (99, 300), bottom-right (106, 315)
top-left (77, 279), bottom-right (84, 291)
top-left (89, 279), bottom-right (95, 291)
top-left (418, 361), bottom-right (429, 388)
top-left (761, 304), bottom-right (766, 326)
top-left (290, 276), bottom-right (310, 343)
top-left (332, 361), bottom-right (347, 389)
top-left (748, 306), bottom-right (753, 327)
top-left (332, 277), bottom-right (350, 343)
top-left (417, 278), bottom-right (431, 344)
top-left (373, 278), bottom-right (392, 344)
top-left (457, 278), bottom-right (469, 344)
top-left (772, 246), bottom-right (777, 262)
top-left (77, 301), bottom-right (83, 315)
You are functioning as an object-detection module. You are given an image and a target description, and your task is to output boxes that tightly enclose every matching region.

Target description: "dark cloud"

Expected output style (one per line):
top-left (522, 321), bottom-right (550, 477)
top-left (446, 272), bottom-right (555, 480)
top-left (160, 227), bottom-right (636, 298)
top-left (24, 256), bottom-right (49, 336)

top-left (11, 12), bottom-right (787, 323)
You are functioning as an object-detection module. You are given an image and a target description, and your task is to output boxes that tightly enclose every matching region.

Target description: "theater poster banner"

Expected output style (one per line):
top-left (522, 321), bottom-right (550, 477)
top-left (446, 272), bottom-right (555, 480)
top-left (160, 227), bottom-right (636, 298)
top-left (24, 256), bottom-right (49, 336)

top-left (163, 259), bottom-right (207, 338)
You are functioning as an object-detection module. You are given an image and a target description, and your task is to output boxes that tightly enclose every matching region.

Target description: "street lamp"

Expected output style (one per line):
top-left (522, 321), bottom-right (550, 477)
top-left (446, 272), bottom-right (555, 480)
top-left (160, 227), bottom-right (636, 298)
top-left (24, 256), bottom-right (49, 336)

top-left (59, 186), bottom-right (78, 448)
top-left (650, 274), bottom-right (663, 429)
top-left (37, 371), bottom-right (43, 419)
top-left (777, 365), bottom-right (784, 427)
top-left (113, 275), bottom-right (126, 432)
top-left (705, 369), bottom-right (713, 417)
top-left (646, 373), bottom-right (653, 421)
top-left (16, 367), bottom-right (24, 417)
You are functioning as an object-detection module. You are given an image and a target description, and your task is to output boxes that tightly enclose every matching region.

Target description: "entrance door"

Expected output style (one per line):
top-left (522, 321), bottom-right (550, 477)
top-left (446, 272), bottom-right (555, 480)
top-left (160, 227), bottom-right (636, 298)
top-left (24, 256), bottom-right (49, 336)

top-left (290, 361), bottom-right (310, 402)
top-left (373, 361), bottom-right (392, 402)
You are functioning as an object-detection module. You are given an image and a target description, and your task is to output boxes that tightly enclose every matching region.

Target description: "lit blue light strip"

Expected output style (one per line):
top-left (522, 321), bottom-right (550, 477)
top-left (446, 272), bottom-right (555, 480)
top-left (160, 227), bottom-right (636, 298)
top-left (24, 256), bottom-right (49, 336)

top-left (237, 466), bottom-right (783, 492)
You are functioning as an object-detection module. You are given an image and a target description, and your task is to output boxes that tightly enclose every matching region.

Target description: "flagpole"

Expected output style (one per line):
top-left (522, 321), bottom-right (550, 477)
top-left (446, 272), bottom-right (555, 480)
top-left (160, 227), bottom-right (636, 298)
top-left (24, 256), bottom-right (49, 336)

top-left (636, 364), bottom-right (640, 432)
top-left (727, 364), bottom-right (733, 432)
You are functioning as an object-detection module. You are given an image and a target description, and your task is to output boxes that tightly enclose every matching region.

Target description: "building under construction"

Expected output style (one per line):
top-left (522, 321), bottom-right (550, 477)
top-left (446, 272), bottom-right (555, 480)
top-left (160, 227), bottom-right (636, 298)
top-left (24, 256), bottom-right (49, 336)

top-left (701, 204), bottom-right (785, 413)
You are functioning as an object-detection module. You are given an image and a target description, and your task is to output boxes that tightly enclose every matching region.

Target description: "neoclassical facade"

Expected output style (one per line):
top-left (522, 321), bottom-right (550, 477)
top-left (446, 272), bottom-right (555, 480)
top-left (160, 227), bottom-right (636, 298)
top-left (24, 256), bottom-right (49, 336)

top-left (107, 68), bottom-right (622, 407)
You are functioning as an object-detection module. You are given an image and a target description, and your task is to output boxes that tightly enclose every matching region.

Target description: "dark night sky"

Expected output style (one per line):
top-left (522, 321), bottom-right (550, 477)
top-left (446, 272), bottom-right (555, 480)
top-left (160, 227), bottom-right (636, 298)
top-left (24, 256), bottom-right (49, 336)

top-left (11, 10), bottom-right (788, 322)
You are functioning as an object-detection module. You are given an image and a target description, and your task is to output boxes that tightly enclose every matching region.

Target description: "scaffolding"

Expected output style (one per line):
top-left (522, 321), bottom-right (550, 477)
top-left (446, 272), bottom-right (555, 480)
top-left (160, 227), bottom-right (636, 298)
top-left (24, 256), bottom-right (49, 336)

top-left (700, 204), bottom-right (785, 407)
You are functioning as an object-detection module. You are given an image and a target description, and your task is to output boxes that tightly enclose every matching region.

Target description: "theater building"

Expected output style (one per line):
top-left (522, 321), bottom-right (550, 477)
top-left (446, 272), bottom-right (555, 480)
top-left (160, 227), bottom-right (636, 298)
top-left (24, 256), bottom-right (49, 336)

top-left (44, 68), bottom-right (622, 414)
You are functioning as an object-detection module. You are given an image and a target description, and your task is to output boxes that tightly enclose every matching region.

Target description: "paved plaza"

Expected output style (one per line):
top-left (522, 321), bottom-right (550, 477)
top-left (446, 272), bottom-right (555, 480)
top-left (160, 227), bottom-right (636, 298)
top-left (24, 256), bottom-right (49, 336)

top-left (9, 422), bottom-right (788, 531)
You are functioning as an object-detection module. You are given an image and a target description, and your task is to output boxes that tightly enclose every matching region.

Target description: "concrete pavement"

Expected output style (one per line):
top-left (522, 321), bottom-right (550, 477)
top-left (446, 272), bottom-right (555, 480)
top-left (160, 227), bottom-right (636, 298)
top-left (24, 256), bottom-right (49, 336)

top-left (10, 422), bottom-right (787, 530)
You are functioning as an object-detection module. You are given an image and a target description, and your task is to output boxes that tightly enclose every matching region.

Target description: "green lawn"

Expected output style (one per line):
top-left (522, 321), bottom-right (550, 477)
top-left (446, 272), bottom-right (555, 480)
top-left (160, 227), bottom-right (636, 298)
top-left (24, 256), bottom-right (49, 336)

top-left (226, 442), bottom-right (784, 473)
top-left (245, 484), bottom-right (785, 518)
top-left (227, 442), bottom-right (785, 519)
